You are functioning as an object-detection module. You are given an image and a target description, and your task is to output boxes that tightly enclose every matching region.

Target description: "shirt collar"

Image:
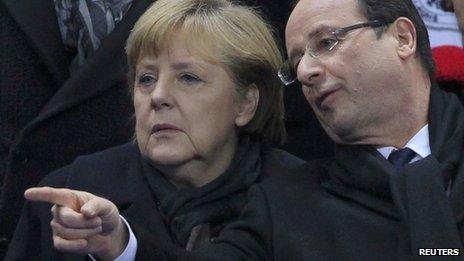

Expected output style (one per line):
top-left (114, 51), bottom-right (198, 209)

top-left (377, 124), bottom-right (431, 160)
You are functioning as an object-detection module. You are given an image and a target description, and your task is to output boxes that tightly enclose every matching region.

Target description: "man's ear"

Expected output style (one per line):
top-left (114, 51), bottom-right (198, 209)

top-left (235, 85), bottom-right (259, 127)
top-left (392, 17), bottom-right (417, 60)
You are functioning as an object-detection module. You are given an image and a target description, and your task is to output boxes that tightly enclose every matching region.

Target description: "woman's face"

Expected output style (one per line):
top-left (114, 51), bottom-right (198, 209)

top-left (134, 34), bottom-right (253, 168)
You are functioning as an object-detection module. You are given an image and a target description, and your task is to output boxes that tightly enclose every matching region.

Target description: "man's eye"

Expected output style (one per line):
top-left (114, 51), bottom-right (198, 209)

top-left (179, 73), bottom-right (202, 85)
top-left (138, 74), bottom-right (156, 86)
top-left (316, 37), bottom-right (338, 51)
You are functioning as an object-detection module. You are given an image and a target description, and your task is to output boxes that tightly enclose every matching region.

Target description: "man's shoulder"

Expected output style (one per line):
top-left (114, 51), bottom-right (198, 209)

top-left (264, 148), bottom-right (306, 168)
top-left (259, 158), bottom-right (331, 195)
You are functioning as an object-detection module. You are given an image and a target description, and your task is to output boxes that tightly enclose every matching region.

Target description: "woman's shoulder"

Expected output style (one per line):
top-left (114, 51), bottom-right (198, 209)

top-left (75, 141), bottom-right (140, 166)
top-left (39, 142), bottom-right (142, 191)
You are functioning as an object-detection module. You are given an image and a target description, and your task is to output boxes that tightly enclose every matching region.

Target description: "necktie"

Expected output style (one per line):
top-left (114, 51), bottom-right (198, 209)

top-left (388, 148), bottom-right (417, 171)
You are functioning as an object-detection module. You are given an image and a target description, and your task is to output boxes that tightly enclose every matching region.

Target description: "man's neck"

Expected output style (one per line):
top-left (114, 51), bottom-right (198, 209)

top-left (377, 124), bottom-right (431, 160)
top-left (372, 69), bottom-right (432, 148)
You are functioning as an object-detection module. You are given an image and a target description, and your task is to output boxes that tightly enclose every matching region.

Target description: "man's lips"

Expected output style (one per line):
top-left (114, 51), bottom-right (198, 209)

top-left (315, 87), bottom-right (341, 108)
top-left (151, 123), bottom-right (182, 134)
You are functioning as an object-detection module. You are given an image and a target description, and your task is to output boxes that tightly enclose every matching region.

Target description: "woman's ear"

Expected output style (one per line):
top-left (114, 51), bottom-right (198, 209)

top-left (235, 85), bottom-right (259, 127)
top-left (392, 17), bottom-right (417, 60)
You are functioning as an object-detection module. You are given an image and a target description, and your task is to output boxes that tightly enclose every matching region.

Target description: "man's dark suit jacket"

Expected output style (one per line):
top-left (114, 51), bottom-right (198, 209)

top-left (122, 160), bottom-right (461, 260)
top-left (0, 0), bottom-right (154, 256)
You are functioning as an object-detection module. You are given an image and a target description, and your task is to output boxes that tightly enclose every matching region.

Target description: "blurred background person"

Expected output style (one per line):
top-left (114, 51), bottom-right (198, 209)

top-left (0, 1), bottom-right (153, 257)
top-left (413, 0), bottom-right (462, 47)
top-left (450, 0), bottom-right (464, 32)
top-left (413, 0), bottom-right (464, 96)
top-left (6, 0), bottom-right (304, 259)
top-left (435, 0), bottom-right (464, 96)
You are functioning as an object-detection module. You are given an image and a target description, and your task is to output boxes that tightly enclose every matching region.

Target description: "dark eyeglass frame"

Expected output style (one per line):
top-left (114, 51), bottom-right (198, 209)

top-left (278, 20), bottom-right (386, 86)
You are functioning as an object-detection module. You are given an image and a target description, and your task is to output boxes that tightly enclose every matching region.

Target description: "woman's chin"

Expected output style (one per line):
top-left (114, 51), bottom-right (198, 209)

top-left (146, 150), bottom-right (192, 167)
top-left (142, 135), bottom-right (195, 166)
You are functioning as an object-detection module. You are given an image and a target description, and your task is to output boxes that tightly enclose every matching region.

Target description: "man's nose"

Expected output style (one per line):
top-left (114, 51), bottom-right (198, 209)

top-left (296, 54), bottom-right (325, 87)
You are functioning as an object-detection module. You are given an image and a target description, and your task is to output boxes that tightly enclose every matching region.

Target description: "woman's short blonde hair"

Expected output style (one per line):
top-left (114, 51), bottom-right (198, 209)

top-left (126, 0), bottom-right (286, 145)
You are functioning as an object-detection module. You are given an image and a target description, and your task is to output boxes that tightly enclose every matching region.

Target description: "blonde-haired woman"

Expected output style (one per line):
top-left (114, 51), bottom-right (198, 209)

top-left (6, 0), bottom-right (303, 259)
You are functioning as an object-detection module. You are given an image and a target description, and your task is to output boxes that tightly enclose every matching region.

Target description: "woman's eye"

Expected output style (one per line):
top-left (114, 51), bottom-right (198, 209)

top-left (179, 73), bottom-right (202, 85)
top-left (138, 74), bottom-right (156, 86)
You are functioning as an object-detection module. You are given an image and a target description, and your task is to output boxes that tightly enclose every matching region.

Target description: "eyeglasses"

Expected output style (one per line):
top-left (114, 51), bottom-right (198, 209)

top-left (278, 20), bottom-right (385, 86)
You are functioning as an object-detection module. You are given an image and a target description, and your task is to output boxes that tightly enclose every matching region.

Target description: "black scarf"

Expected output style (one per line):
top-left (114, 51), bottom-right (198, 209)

top-left (140, 135), bottom-right (262, 248)
top-left (325, 85), bottom-right (464, 254)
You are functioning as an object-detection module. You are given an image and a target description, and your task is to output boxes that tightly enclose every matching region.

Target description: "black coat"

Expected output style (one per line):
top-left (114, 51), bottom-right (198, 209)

top-left (0, 0), bottom-right (329, 257)
top-left (127, 88), bottom-right (464, 260)
top-left (197, 156), bottom-right (464, 260)
top-left (0, 0), bottom-right (155, 256)
top-left (6, 141), bottom-right (304, 260)
top-left (0, 1), bottom-right (328, 256)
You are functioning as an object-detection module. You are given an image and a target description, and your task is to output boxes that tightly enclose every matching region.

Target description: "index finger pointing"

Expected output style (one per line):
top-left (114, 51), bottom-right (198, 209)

top-left (25, 187), bottom-right (81, 211)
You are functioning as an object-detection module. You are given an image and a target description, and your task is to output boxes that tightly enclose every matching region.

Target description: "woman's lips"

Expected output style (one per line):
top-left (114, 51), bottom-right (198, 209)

top-left (151, 123), bottom-right (182, 134)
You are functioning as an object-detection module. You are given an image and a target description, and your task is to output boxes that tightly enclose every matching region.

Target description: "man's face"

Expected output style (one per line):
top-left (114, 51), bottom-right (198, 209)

top-left (285, 0), bottom-right (409, 145)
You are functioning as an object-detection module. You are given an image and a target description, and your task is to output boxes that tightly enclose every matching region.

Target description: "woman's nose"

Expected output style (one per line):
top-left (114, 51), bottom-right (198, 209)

top-left (150, 79), bottom-right (174, 110)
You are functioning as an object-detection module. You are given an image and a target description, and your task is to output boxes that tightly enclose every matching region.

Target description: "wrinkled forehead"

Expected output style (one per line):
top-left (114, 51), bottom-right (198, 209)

top-left (136, 29), bottom-right (220, 67)
top-left (285, 0), bottom-right (364, 49)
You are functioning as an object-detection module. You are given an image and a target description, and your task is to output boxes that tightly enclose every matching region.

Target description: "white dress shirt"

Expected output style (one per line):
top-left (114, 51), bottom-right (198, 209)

top-left (377, 125), bottom-right (431, 162)
top-left (89, 215), bottom-right (137, 261)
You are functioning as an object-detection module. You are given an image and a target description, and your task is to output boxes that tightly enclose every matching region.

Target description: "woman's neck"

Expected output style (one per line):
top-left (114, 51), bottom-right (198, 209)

top-left (156, 137), bottom-right (238, 189)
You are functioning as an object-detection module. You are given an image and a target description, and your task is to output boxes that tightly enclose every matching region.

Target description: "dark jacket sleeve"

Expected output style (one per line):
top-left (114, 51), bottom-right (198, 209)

top-left (6, 142), bottom-right (148, 260)
top-left (5, 166), bottom-right (84, 260)
top-left (5, 199), bottom-right (44, 259)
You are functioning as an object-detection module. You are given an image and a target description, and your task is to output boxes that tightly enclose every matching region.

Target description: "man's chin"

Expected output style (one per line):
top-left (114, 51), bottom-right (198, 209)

top-left (320, 122), bottom-right (360, 145)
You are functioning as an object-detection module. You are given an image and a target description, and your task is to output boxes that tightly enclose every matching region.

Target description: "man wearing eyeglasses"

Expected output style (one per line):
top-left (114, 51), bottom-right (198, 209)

top-left (194, 0), bottom-right (464, 259)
